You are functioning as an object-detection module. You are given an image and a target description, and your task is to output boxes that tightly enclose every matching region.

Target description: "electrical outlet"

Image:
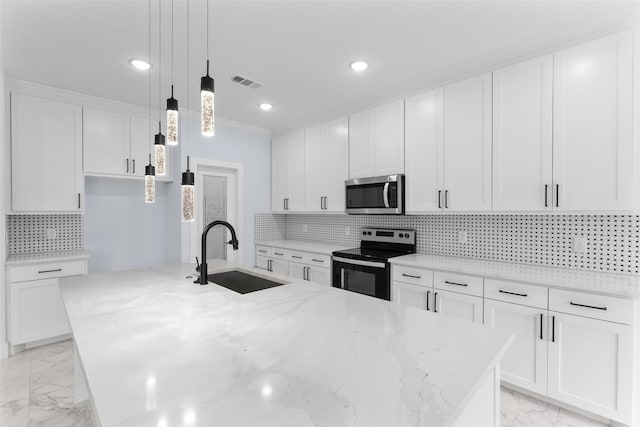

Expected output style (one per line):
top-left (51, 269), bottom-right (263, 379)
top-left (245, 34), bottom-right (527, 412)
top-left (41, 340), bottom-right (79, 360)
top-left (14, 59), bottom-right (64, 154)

top-left (458, 231), bottom-right (468, 244)
top-left (345, 226), bottom-right (351, 236)
top-left (302, 224), bottom-right (308, 232)
top-left (46, 228), bottom-right (57, 240)
top-left (573, 236), bottom-right (587, 253)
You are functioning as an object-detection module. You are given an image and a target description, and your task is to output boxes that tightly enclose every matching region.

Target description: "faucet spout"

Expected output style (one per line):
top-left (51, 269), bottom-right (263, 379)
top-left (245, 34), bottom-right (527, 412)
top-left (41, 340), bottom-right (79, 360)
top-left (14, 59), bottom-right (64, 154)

top-left (198, 220), bottom-right (239, 285)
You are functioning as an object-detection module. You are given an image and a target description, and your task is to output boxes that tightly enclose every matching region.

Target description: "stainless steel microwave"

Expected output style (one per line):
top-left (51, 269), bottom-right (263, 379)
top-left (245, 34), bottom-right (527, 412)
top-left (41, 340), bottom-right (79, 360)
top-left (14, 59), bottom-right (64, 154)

top-left (345, 174), bottom-right (405, 215)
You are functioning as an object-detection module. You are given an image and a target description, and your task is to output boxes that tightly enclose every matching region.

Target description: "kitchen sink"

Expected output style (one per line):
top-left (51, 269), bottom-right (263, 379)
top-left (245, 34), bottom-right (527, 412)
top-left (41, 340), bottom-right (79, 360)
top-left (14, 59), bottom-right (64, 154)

top-left (207, 270), bottom-right (288, 294)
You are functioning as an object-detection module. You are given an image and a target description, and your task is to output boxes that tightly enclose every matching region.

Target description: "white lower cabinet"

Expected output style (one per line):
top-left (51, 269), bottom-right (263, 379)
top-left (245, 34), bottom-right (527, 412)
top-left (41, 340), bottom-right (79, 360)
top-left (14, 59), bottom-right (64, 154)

top-left (256, 255), bottom-right (289, 276)
top-left (548, 312), bottom-right (632, 424)
top-left (434, 289), bottom-right (483, 324)
top-left (393, 281), bottom-right (431, 310)
top-left (289, 262), bottom-right (331, 286)
top-left (256, 245), bottom-right (331, 286)
top-left (484, 299), bottom-right (548, 395)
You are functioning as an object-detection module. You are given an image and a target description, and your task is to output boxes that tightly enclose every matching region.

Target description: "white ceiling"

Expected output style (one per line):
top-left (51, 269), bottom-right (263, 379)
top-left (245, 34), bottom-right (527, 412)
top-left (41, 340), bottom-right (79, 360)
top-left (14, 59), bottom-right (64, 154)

top-left (2, 1), bottom-right (639, 135)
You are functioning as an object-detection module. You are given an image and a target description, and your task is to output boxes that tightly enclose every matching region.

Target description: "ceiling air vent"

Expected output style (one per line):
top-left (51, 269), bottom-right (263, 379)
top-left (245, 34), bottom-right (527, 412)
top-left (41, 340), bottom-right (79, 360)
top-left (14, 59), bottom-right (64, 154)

top-left (231, 75), bottom-right (262, 89)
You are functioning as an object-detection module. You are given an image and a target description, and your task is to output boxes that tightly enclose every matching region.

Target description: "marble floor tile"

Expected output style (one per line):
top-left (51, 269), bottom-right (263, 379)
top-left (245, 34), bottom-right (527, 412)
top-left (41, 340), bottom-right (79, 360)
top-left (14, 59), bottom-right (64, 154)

top-left (0, 399), bottom-right (30, 427)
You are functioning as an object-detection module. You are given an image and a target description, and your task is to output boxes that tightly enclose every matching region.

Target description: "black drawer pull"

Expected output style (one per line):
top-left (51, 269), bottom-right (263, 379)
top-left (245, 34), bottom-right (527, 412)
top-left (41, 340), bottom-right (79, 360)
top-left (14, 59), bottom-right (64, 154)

top-left (444, 280), bottom-right (468, 287)
top-left (499, 290), bottom-right (528, 297)
top-left (311, 259), bottom-right (324, 263)
top-left (274, 252), bottom-right (284, 256)
top-left (258, 250), bottom-right (267, 253)
top-left (38, 268), bottom-right (62, 274)
top-left (291, 255), bottom-right (303, 259)
top-left (426, 290), bottom-right (430, 311)
top-left (402, 273), bottom-right (421, 279)
top-left (569, 301), bottom-right (607, 311)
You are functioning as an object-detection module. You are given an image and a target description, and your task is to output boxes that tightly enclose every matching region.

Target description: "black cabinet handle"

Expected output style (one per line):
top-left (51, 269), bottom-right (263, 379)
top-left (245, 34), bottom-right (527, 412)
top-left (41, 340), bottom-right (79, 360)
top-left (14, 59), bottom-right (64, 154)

top-left (291, 255), bottom-right (302, 259)
top-left (433, 292), bottom-right (438, 313)
top-left (311, 259), bottom-right (324, 263)
top-left (77, 193), bottom-right (81, 209)
top-left (274, 252), bottom-right (284, 256)
top-left (544, 184), bottom-right (548, 207)
top-left (539, 313), bottom-right (543, 340)
top-left (402, 273), bottom-right (421, 279)
top-left (258, 250), bottom-right (267, 253)
top-left (444, 280), bottom-right (468, 287)
top-left (426, 290), bottom-right (430, 311)
top-left (569, 301), bottom-right (607, 311)
top-left (132, 159), bottom-right (136, 174)
top-left (499, 289), bottom-right (527, 297)
top-left (552, 315), bottom-right (555, 343)
top-left (438, 190), bottom-right (442, 209)
top-left (444, 190), bottom-right (449, 209)
top-left (556, 184), bottom-right (559, 208)
top-left (126, 158), bottom-right (130, 173)
top-left (38, 268), bottom-right (62, 274)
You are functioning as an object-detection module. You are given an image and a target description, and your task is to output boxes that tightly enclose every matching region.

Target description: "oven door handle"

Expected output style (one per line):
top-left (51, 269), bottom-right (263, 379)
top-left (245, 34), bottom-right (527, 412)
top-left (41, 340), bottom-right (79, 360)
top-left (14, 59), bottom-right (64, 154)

top-left (333, 256), bottom-right (386, 269)
top-left (383, 182), bottom-right (390, 208)
top-left (340, 268), bottom-right (345, 289)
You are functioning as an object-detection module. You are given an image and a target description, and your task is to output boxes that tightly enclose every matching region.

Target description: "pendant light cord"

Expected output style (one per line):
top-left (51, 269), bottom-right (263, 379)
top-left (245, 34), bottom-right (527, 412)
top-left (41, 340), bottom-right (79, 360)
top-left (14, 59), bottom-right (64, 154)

top-left (148, 0), bottom-right (152, 154)
top-left (158, 0), bottom-right (162, 123)
top-left (186, 0), bottom-right (190, 147)
top-left (206, 0), bottom-right (209, 62)
top-left (171, 0), bottom-right (174, 86)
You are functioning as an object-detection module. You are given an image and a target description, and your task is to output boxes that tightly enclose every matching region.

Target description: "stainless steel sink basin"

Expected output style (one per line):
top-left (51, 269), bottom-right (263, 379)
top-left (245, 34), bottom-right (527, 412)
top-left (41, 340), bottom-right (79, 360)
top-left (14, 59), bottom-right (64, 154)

top-left (207, 270), bottom-right (287, 294)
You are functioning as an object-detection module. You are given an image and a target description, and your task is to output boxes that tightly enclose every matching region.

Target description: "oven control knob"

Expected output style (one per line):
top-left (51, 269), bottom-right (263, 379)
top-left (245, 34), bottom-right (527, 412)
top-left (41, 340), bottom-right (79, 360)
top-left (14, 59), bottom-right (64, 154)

top-left (362, 231), bottom-right (366, 235)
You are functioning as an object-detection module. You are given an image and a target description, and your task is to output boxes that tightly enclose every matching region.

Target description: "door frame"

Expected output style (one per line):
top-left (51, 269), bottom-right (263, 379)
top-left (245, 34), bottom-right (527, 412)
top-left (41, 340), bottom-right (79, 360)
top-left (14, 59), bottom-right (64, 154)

top-left (188, 157), bottom-right (244, 266)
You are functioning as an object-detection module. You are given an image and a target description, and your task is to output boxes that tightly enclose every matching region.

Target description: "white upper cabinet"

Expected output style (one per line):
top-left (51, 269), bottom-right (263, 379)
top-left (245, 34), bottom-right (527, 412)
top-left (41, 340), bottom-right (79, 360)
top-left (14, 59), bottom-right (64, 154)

top-left (271, 131), bottom-right (305, 212)
top-left (287, 131), bottom-right (306, 211)
top-left (405, 88), bottom-right (445, 213)
top-left (304, 117), bottom-right (348, 212)
top-left (493, 55), bottom-right (553, 211)
top-left (130, 116), bottom-right (154, 178)
top-left (553, 31), bottom-right (633, 212)
top-left (443, 73), bottom-right (493, 211)
top-left (349, 100), bottom-right (404, 178)
top-left (11, 93), bottom-right (83, 213)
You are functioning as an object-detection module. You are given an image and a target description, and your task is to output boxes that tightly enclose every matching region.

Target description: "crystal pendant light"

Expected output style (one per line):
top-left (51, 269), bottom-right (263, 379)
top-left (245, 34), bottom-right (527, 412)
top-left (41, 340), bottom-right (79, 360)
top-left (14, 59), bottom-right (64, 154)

top-left (154, 121), bottom-right (166, 176)
top-left (145, 154), bottom-right (156, 203)
top-left (166, 0), bottom-right (178, 145)
top-left (200, 0), bottom-right (215, 136)
top-left (182, 156), bottom-right (195, 222)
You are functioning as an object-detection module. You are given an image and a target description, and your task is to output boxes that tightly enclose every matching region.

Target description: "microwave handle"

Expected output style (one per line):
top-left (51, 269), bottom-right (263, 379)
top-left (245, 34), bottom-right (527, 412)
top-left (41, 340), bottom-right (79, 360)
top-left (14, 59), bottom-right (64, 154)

top-left (383, 182), bottom-right (390, 208)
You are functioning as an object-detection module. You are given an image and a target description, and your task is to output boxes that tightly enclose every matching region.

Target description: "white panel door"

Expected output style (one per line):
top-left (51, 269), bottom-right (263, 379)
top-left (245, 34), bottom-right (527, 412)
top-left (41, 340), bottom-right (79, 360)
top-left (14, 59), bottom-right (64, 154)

top-left (404, 88), bottom-right (445, 213)
top-left (83, 106), bottom-right (130, 176)
top-left (443, 73), bottom-right (492, 211)
top-left (9, 278), bottom-right (70, 345)
top-left (374, 100), bottom-right (405, 176)
top-left (289, 262), bottom-right (306, 281)
top-left (434, 290), bottom-right (483, 324)
top-left (548, 312), bottom-right (632, 424)
top-left (553, 31), bottom-right (633, 211)
top-left (348, 109), bottom-right (375, 178)
top-left (304, 125), bottom-right (326, 211)
top-left (271, 135), bottom-right (289, 212)
top-left (287, 131), bottom-right (306, 211)
top-left (11, 93), bottom-right (83, 212)
top-left (324, 117), bottom-right (349, 211)
top-left (256, 255), bottom-right (270, 270)
top-left (271, 259), bottom-right (289, 276)
top-left (307, 266), bottom-right (331, 286)
top-left (493, 55), bottom-right (553, 211)
top-left (484, 299), bottom-right (547, 395)
top-left (130, 116), bottom-right (154, 178)
top-left (392, 281), bottom-right (431, 310)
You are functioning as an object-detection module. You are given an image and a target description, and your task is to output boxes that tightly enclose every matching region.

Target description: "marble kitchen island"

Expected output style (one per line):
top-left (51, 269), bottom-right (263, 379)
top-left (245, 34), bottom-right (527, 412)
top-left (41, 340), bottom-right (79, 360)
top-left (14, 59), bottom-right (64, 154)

top-left (59, 261), bottom-right (513, 427)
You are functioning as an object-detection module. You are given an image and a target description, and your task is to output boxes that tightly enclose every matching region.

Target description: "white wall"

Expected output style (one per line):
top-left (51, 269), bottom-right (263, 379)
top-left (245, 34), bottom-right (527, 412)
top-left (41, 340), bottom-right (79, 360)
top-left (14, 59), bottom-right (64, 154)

top-left (84, 113), bottom-right (270, 273)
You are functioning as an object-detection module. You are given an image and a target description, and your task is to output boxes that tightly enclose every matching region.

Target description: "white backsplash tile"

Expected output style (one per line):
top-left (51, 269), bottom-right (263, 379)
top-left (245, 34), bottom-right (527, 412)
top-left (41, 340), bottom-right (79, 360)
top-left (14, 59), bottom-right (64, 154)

top-left (7, 214), bottom-right (84, 254)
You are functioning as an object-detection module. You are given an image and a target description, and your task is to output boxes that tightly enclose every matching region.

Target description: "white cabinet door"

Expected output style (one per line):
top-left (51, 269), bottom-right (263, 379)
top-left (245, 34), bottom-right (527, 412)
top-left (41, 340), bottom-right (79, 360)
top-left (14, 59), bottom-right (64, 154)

top-left (548, 312), bottom-right (632, 424)
top-left (374, 100), bottom-right (404, 176)
top-left (256, 255), bottom-right (270, 271)
top-left (553, 31), bottom-right (633, 212)
top-left (9, 278), bottom-right (70, 345)
top-left (304, 125), bottom-right (326, 211)
top-left (271, 259), bottom-right (289, 276)
top-left (83, 107), bottom-right (130, 176)
top-left (405, 88), bottom-right (445, 213)
top-left (324, 117), bottom-right (349, 211)
top-left (272, 135), bottom-right (289, 212)
top-left (443, 73), bottom-right (492, 211)
top-left (130, 116), bottom-right (154, 178)
top-left (484, 299), bottom-right (548, 395)
top-left (289, 262), bottom-right (306, 281)
top-left (287, 131), bottom-right (306, 211)
top-left (392, 281), bottom-right (431, 311)
top-left (348, 109), bottom-right (375, 178)
top-left (434, 289), bottom-right (483, 324)
top-left (493, 55), bottom-right (553, 212)
top-left (11, 93), bottom-right (83, 212)
top-left (307, 266), bottom-right (330, 286)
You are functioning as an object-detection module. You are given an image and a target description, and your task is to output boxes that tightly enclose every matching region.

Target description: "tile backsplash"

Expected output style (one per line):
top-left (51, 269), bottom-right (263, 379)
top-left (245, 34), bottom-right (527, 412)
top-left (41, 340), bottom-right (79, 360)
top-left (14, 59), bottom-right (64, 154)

top-left (7, 214), bottom-right (84, 254)
top-left (255, 213), bottom-right (639, 274)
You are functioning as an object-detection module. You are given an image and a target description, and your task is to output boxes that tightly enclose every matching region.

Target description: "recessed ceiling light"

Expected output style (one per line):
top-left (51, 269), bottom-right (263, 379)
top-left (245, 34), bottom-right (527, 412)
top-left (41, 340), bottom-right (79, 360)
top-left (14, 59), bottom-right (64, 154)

top-left (350, 60), bottom-right (368, 72)
top-left (259, 103), bottom-right (273, 111)
top-left (130, 59), bottom-right (151, 71)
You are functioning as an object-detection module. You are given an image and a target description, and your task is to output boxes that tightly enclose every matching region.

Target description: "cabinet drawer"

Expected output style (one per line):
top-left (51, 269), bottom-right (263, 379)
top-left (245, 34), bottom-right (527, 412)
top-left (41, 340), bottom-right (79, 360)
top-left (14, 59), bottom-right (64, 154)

top-left (255, 245), bottom-right (272, 257)
top-left (307, 253), bottom-right (330, 267)
top-left (9, 259), bottom-right (87, 283)
top-left (549, 289), bottom-right (634, 325)
top-left (270, 249), bottom-right (289, 259)
top-left (485, 279), bottom-right (548, 309)
top-left (434, 271), bottom-right (483, 297)
top-left (288, 250), bottom-right (308, 263)
top-left (392, 265), bottom-right (433, 288)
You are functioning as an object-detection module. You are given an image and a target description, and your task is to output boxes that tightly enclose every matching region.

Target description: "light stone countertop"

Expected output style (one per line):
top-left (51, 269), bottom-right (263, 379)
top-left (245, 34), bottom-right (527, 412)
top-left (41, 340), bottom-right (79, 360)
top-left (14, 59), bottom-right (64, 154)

top-left (60, 260), bottom-right (513, 427)
top-left (6, 250), bottom-right (90, 266)
top-left (255, 239), bottom-right (351, 255)
top-left (391, 253), bottom-right (640, 298)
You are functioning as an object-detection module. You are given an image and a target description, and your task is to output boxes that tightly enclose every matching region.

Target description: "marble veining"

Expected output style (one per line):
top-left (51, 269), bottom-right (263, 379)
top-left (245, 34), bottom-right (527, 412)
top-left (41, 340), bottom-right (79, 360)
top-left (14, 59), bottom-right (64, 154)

top-left (391, 253), bottom-right (640, 298)
top-left (60, 261), bottom-right (513, 427)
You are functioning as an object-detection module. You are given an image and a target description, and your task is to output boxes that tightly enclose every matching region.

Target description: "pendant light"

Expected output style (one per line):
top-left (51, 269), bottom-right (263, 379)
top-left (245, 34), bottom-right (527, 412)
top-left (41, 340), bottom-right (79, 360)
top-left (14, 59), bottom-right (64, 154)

top-left (200, 0), bottom-right (215, 136)
top-left (166, 0), bottom-right (179, 145)
top-left (144, 0), bottom-right (156, 203)
top-left (182, 0), bottom-right (195, 221)
top-left (154, 0), bottom-right (166, 176)
top-left (154, 121), bottom-right (166, 176)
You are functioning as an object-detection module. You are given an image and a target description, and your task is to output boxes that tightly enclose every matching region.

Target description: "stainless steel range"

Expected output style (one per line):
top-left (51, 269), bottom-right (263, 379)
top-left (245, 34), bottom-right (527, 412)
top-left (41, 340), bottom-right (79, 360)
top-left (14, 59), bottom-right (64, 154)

top-left (332, 227), bottom-right (416, 300)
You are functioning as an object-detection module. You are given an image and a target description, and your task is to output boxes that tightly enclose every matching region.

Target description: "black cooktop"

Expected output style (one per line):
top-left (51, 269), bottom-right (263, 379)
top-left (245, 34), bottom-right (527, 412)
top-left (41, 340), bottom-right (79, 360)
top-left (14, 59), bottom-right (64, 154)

top-left (332, 247), bottom-right (412, 262)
